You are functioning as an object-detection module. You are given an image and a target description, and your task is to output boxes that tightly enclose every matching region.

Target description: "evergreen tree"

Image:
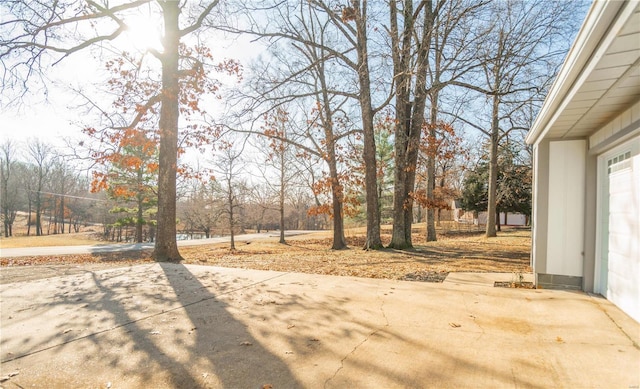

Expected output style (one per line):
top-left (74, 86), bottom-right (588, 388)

top-left (460, 142), bottom-right (531, 226)
top-left (94, 130), bottom-right (158, 243)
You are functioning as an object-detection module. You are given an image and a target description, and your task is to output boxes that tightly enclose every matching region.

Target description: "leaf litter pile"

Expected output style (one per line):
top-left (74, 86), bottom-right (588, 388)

top-left (1, 227), bottom-right (531, 284)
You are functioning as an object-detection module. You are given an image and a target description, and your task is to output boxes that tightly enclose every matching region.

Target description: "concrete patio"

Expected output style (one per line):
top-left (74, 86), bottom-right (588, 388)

top-left (1, 264), bottom-right (638, 388)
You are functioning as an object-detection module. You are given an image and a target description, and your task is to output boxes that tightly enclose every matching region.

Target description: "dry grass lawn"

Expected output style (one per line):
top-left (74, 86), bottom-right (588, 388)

top-left (0, 213), bottom-right (105, 248)
top-left (182, 227), bottom-right (531, 279)
top-left (0, 232), bottom-right (106, 248)
top-left (1, 225), bottom-right (531, 283)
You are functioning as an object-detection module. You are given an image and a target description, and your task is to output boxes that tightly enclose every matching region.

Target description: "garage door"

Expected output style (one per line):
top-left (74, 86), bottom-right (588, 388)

top-left (605, 136), bottom-right (640, 322)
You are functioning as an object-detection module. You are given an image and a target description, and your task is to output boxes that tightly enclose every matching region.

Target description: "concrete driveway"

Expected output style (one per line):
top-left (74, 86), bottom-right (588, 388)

top-left (0, 264), bottom-right (638, 388)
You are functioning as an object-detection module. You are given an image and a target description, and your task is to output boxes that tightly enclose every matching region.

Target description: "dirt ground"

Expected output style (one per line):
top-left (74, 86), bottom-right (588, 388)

top-left (0, 226), bottom-right (531, 285)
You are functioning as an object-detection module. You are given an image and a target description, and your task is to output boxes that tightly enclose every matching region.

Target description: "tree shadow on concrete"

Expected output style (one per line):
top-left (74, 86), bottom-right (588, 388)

top-left (157, 263), bottom-right (307, 388)
top-left (3, 263), bottom-right (612, 388)
top-left (0, 263), bottom-right (303, 387)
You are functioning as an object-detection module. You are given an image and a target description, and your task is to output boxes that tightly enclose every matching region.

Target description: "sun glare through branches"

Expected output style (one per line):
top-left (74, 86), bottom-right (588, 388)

top-left (123, 12), bottom-right (163, 53)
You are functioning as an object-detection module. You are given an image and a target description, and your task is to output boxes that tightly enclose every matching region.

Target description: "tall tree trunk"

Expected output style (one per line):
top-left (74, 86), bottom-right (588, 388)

top-left (353, 1), bottom-right (381, 249)
top-left (3, 209), bottom-right (9, 238)
top-left (389, 0), bottom-right (414, 249)
top-left (389, 0), bottom-right (434, 248)
top-left (436, 177), bottom-right (446, 226)
top-left (325, 128), bottom-right (346, 249)
top-left (279, 204), bottom-right (285, 243)
top-left (52, 197), bottom-right (58, 234)
top-left (426, 154), bottom-right (437, 240)
top-left (279, 152), bottom-right (286, 244)
top-left (229, 200), bottom-right (236, 251)
top-left (153, 1), bottom-right (182, 261)
top-left (329, 174), bottom-right (346, 250)
top-left (426, 102), bottom-right (438, 242)
top-left (361, 97), bottom-right (381, 250)
top-left (486, 93), bottom-right (499, 238)
top-left (59, 194), bottom-right (65, 234)
top-left (136, 197), bottom-right (143, 243)
top-left (27, 200), bottom-right (32, 236)
top-left (404, 1), bottom-right (432, 245)
top-left (318, 62), bottom-right (346, 249)
top-left (136, 167), bottom-right (144, 243)
top-left (1, 162), bottom-right (8, 237)
top-left (35, 193), bottom-right (42, 236)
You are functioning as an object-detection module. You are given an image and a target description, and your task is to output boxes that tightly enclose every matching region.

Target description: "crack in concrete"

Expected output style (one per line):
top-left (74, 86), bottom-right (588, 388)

top-left (323, 328), bottom-right (377, 389)
top-left (588, 294), bottom-right (640, 350)
top-left (323, 289), bottom-right (390, 388)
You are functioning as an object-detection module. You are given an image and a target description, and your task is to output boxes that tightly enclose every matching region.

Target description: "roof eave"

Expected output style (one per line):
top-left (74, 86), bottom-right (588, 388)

top-left (525, 0), bottom-right (627, 146)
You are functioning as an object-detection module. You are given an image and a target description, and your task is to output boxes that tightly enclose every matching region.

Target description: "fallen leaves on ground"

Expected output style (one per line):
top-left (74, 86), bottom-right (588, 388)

top-left (181, 228), bottom-right (531, 280)
top-left (0, 228), bottom-right (531, 283)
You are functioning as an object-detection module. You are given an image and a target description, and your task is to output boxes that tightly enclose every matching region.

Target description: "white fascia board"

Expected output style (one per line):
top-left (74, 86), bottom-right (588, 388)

top-left (525, 0), bottom-right (632, 146)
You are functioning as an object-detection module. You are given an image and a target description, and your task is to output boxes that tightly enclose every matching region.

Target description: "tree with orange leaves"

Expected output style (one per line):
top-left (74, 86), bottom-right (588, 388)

top-left (91, 129), bottom-right (158, 243)
top-left (80, 41), bottom-right (236, 246)
top-left (414, 120), bottom-right (466, 228)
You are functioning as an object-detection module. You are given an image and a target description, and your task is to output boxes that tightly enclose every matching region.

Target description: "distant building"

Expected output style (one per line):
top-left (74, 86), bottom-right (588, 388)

top-left (451, 201), bottom-right (527, 226)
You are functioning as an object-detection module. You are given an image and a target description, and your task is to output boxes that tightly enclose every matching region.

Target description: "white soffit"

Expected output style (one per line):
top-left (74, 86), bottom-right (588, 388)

top-left (527, 1), bottom-right (640, 145)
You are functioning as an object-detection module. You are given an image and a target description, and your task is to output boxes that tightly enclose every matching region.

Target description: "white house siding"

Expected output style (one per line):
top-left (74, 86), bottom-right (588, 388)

top-left (545, 140), bottom-right (586, 277)
top-left (590, 100), bottom-right (640, 149)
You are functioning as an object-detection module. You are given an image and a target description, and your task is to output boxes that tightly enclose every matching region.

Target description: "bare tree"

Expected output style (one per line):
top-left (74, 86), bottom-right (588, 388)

top-left (254, 107), bottom-right (302, 244)
top-left (47, 155), bottom-right (82, 234)
top-left (415, 120), bottom-right (467, 226)
top-left (214, 138), bottom-right (248, 251)
top-left (324, 0), bottom-right (383, 249)
top-left (287, 185), bottom-right (320, 230)
top-left (387, 0), bottom-right (488, 246)
top-left (222, 1), bottom-right (363, 249)
top-left (179, 179), bottom-right (223, 239)
top-left (387, 0), bottom-right (435, 248)
top-left (26, 139), bottom-right (53, 236)
top-left (245, 183), bottom-right (276, 233)
top-left (452, 0), bottom-right (584, 237)
top-left (222, 0), bottom-right (386, 248)
top-left (0, 140), bottom-right (20, 237)
top-left (296, 152), bottom-right (330, 230)
top-left (422, 0), bottom-right (488, 241)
